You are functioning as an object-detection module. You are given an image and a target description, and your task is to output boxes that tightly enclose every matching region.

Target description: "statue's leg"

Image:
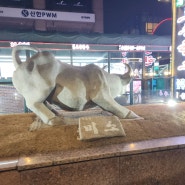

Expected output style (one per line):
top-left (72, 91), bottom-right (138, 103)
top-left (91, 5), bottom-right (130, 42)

top-left (92, 89), bottom-right (140, 119)
top-left (26, 101), bottom-right (63, 131)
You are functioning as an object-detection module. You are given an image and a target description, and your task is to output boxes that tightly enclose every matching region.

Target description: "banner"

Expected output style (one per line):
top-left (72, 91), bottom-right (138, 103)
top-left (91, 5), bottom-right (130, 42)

top-left (0, 7), bottom-right (95, 22)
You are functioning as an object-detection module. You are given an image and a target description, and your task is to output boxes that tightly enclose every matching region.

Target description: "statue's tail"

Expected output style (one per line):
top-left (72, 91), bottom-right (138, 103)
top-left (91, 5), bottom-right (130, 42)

top-left (12, 45), bottom-right (40, 69)
top-left (120, 63), bottom-right (133, 84)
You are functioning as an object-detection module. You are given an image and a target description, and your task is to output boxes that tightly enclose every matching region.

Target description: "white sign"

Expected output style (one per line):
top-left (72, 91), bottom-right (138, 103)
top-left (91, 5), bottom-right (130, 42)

top-left (119, 45), bottom-right (146, 51)
top-left (0, 7), bottom-right (95, 23)
top-left (10, 42), bottom-right (30, 47)
top-left (72, 44), bottom-right (89, 50)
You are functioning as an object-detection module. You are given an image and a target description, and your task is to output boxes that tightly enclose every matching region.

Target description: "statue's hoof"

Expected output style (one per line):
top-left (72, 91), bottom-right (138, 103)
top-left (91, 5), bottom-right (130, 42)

top-left (125, 111), bottom-right (143, 120)
top-left (48, 116), bottom-right (64, 126)
top-left (29, 117), bottom-right (44, 131)
top-left (29, 116), bottom-right (64, 131)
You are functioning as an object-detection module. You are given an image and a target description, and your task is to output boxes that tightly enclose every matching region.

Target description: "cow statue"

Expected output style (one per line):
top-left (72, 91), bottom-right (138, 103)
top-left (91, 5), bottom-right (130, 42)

top-left (12, 46), bottom-right (141, 130)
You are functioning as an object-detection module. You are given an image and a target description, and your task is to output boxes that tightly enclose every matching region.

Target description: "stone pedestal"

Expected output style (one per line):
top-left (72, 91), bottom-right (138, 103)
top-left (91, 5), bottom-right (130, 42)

top-left (1, 136), bottom-right (185, 185)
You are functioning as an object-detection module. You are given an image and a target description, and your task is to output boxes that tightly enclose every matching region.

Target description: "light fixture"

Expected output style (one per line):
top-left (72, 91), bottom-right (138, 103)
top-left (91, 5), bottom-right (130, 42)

top-left (167, 99), bottom-right (177, 107)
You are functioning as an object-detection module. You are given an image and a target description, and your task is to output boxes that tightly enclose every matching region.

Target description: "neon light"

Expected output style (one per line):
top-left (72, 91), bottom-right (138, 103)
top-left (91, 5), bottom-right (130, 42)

top-left (152, 18), bottom-right (172, 35)
top-left (177, 16), bottom-right (185, 24)
top-left (144, 55), bottom-right (156, 66)
top-left (177, 40), bottom-right (185, 56)
top-left (176, 78), bottom-right (185, 90)
top-left (10, 42), bottom-right (30, 47)
top-left (72, 44), bottom-right (89, 50)
top-left (177, 61), bottom-right (185, 71)
top-left (177, 24), bottom-right (185, 36)
top-left (177, 13), bottom-right (185, 71)
top-left (180, 93), bottom-right (185, 100)
top-left (118, 45), bottom-right (145, 51)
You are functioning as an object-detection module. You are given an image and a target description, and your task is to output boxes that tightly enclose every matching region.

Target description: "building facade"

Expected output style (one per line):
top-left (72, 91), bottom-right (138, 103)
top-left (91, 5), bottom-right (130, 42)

top-left (0, 0), bottom-right (103, 33)
top-left (0, 0), bottom-right (172, 113)
top-left (0, 32), bottom-right (171, 113)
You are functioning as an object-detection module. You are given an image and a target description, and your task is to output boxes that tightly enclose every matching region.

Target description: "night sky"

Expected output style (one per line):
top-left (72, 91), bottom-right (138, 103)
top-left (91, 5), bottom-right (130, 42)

top-left (103, 0), bottom-right (172, 34)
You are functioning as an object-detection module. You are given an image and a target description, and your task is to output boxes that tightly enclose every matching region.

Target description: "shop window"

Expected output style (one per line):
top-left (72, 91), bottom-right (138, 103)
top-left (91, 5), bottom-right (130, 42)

top-left (0, 0), bottom-right (33, 8)
top-left (71, 51), bottom-right (108, 67)
top-left (143, 51), bottom-right (171, 103)
top-left (144, 52), bottom-right (171, 77)
top-left (45, 0), bottom-right (92, 13)
top-left (108, 51), bottom-right (143, 78)
top-left (50, 50), bottom-right (72, 64)
top-left (108, 51), bottom-right (143, 105)
top-left (0, 48), bottom-right (15, 80)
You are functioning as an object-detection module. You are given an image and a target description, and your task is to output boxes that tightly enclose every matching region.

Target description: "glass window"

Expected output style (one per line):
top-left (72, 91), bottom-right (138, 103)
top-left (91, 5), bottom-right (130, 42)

top-left (108, 51), bottom-right (143, 105)
top-left (143, 51), bottom-right (171, 103)
top-left (0, 46), bottom-right (72, 80)
top-left (108, 51), bottom-right (143, 78)
top-left (0, 0), bottom-right (33, 8)
top-left (46, 0), bottom-right (92, 13)
top-left (108, 52), bottom-right (126, 74)
top-left (146, 22), bottom-right (158, 34)
top-left (71, 51), bottom-right (108, 67)
top-left (49, 50), bottom-right (71, 64)
top-left (0, 48), bottom-right (15, 80)
top-left (144, 51), bottom-right (171, 78)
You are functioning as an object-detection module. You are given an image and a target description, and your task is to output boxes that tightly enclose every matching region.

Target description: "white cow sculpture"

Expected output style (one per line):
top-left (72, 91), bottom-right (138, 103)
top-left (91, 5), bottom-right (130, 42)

top-left (12, 46), bottom-right (141, 130)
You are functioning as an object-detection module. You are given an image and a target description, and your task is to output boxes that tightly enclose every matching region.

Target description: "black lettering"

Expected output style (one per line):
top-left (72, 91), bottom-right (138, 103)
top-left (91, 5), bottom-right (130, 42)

top-left (46, 12), bottom-right (52, 17)
top-left (81, 16), bottom-right (90, 19)
top-left (52, 13), bottom-right (57, 18)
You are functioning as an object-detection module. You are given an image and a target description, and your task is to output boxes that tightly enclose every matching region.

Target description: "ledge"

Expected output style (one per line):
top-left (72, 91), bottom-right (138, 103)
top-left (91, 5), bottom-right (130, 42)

top-left (1, 136), bottom-right (185, 172)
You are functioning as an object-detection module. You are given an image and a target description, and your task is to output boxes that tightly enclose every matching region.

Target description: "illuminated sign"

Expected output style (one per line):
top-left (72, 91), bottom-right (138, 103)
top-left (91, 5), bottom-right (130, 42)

top-left (176, 13), bottom-right (185, 71)
top-left (177, 40), bottom-right (185, 56)
top-left (176, 0), bottom-right (184, 7)
top-left (176, 78), bottom-right (185, 90)
top-left (144, 52), bottom-right (156, 66)
top-left (10, 42), bottom-right (30, 47)
top-left (121, 52), bottom-right (127, 57)
top-left (118, 45), bottom-right (146, 51)
top-left (175, 7), bottom-right (185, 100)
top-left (121, 58), bottom-right (129, 64)
top-left (177, 61), bottom-right (185, 70)
top-left (72, 44), bottom-right (90, 50)
top-left (180, 92), bottom-right (185, 100)
top-left (176, 78), bottom-right (185, 100)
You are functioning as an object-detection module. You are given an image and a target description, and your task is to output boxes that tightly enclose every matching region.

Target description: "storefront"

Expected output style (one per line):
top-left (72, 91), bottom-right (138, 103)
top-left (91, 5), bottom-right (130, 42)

top-left (0, 31), bottom-right (171, 113)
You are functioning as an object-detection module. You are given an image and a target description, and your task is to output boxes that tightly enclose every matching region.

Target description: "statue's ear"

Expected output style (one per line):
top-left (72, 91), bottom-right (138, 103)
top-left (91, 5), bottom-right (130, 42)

top-left (27, 60), bottom-right (34, 72)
